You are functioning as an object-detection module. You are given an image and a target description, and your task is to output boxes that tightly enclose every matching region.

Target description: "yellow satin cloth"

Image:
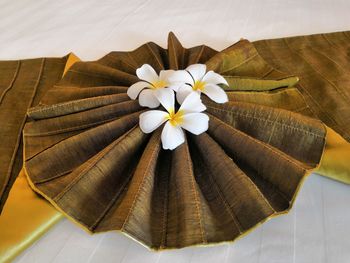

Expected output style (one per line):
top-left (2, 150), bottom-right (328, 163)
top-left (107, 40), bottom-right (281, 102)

top-left (63, 52), bottom-right (80, 75)
top-left (315, 127), bottom-right (350, 184)
top-left (0, 170), bottom-right (63, 263)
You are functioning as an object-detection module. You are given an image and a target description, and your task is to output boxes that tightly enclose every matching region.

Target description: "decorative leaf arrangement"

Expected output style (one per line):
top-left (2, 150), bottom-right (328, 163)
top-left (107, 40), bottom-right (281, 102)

top-left (23, 33), bottom-right (326, 250)
top-left (129, 64), bottom-right (228, 150)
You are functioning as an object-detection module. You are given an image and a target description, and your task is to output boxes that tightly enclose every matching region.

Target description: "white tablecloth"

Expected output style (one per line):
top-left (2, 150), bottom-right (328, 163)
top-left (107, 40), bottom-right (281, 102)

top-left (1, 0), bottom-right (349, 262)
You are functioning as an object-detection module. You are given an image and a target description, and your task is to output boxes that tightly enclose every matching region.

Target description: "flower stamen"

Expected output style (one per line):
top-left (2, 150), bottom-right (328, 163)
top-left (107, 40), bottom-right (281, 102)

top-left (167, 109), bottom-right (184, 126)
top-left (192, 80), bottom-right (206, 91)
top-left (151, 80), bottom-right (168, 89)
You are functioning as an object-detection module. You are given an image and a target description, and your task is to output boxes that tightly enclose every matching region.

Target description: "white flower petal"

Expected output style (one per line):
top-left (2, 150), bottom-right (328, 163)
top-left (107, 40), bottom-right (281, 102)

top-left (176, 84), bottom-right (193, 104)
top-left (136, 64), bottom-right (159, 83)
top-left (181, 113), bottom-right (209, 135)
top-left (159, 69), bottom-right (175, 82)
top-left (127, 81), bottom-right (151, 100)
top-left (168, 70), bottom-right (194, 85)
top-left (154, 88), bottom-right (175, 113)
top-left (203, 84), bottom-right (228, 103)
top-left (202, 71), bottom-right (228, 86)
top-left (139, 89), bottom-right (160, 108)
top-left (161, 122), bottom-right (185, 150)
top-left (168, 84), bottom-right (181, 92)
top-left (179, 91), bottom-right (206, 113)
top-left (139, 110), bottom-right (168, 133)
top-left (186, 64), bottom-right (207, 81)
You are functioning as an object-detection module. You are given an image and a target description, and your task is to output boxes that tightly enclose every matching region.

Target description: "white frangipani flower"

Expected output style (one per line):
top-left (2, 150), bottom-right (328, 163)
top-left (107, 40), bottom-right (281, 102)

top-left (127, 64), bottom-right (175, 108)
top-left (139, 88), bottom-right (209, 150)
top-left (169, 64), bottom-right (229, 104)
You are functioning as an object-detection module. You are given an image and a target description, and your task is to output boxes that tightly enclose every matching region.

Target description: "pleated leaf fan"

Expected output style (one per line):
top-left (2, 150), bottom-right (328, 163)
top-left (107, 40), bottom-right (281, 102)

top-left (23, 33), bottom-right (326, 250)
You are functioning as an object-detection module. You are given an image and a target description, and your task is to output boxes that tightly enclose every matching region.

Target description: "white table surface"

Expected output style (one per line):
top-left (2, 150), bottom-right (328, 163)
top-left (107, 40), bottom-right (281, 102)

top-left (1, 0), bottom-right (349, 262)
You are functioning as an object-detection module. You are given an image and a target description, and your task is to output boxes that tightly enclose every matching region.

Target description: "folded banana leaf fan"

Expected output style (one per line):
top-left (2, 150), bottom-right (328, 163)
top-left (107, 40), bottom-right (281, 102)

top-left (23, 33), bottom-right (326, 250)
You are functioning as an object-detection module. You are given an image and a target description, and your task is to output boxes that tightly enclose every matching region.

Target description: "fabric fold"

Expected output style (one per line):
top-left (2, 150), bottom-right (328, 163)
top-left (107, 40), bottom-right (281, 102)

top-left (0, 55), bottom-right (70, 213)
top-left (21, 32), bottom-right (346, 250)
top-left (253, 31), bottom-right (350, 141)
top-left (1, 31), bottom-right (349, 255)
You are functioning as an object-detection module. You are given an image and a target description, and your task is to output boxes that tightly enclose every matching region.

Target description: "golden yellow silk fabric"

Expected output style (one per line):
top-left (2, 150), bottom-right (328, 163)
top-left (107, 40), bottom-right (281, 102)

top-left (0, 170), bottom-right (63, 263)
top-left (316, 127), bottom-right (350, 184)
top-left (63, 52), bottom-right (80, 76)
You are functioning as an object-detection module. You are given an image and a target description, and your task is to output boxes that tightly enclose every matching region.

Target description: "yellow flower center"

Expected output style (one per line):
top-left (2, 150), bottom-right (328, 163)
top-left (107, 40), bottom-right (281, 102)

top-left (167, 109), bottom-right (184, 126)
top-left (151, 80), bottom-right (168, 89)
top-left (192, 80), bottom-right (206, 91)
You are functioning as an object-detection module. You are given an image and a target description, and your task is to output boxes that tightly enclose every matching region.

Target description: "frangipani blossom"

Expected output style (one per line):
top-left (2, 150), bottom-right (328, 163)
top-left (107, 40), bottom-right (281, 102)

top-left (127, 64), bottom-right (175, 108)
top-left (169, 64), bottom-right (229, 104)
top-left (139, 88), bottom-right (209, 150)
